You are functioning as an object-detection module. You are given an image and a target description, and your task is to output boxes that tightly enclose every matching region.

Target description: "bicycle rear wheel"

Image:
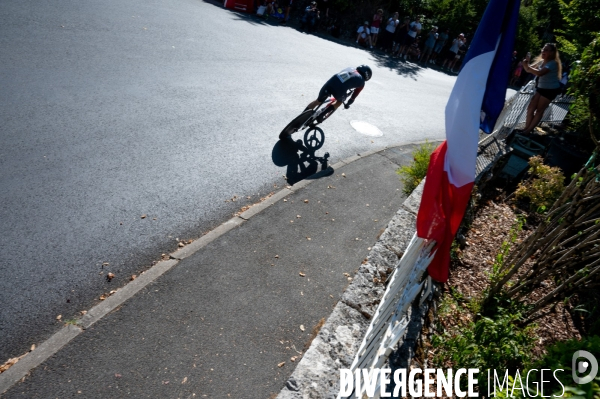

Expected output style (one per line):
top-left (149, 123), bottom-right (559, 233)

top-left (279, 110), bottom-right (313, 140)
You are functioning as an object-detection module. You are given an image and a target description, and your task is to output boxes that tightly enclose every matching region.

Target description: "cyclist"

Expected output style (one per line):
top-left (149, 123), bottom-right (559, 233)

top-left (304, 65), bottom-right (372, 112)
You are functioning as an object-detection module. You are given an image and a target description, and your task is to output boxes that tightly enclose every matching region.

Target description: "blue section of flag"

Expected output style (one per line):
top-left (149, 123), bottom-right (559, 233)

top-left (460, 0), bottom-right (521, 133)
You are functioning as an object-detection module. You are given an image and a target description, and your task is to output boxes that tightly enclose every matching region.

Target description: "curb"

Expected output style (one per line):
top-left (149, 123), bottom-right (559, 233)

top-left (0, 141), bottom-right (434, 395)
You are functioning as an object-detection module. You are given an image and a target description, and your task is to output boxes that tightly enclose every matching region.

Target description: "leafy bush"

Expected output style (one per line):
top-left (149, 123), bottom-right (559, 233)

top-left (515, 156), bottom-right (565, 212)
top-left (566, 32), bottom-right (600, 144)
top-left (499, 336), bottom-right (600, 398)
top-left (396, 141), bottom-right (435, 196)
top-left (432, 304), bottom-right (537, 392)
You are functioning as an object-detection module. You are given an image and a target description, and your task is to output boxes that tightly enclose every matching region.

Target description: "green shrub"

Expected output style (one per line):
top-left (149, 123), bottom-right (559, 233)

top-left (515, 156), bottom-right (565, 212)
top-left (396, 141), bottom-right (435, 196)
top-left (532, 336), bottom-right (600, 398)
top-left (432, 303), bottom-right (537, 392)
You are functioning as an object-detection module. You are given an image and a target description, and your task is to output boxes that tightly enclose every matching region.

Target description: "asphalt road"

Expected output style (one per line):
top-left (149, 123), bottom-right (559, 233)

top-left (0, 0), bottom-right (457, 362)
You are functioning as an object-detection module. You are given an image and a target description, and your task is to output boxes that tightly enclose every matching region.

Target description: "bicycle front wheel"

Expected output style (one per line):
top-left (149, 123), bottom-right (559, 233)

top-left (279, 110), bottom-right (313, 140)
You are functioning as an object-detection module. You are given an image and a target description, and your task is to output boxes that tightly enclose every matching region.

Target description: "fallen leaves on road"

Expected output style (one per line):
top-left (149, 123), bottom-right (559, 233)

top-left (0, 345), bottom-right (36, 374)
top-left (303, 199), bottom-right (309, 203)
top-left (99, 290), bottom-right (117, 301)
top-left (56, 315), bottom-right (62, 320)
top-left (130, 275), bottom-right (137, 281)
top-left (299, 272), bottom-right (306, 277)
top-left (278, 362), bottom-right (285, 368)
top-left (300, 325), bottom-right (305, 331)
top-left (141, 214), bottom-right (147, 219)
top-left (106, 272), bottom-right (115, 281)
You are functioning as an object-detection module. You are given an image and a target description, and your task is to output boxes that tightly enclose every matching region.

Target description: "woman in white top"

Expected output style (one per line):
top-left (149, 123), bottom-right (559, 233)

top-left (521, 43), bottom-right (563, 135)
top-left (442, 33), bottom-right (466, 70)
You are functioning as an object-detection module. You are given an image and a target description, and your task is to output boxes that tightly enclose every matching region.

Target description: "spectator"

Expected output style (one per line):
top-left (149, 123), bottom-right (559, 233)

top-left (279, 0), bottom-right (293, 24)
top-left (430, 28), bottom-right (449, 65)
top-left (510, 50), bottom-right (519, 75)
top-left (356, 21), bottom-right (373, 48)
top-left (257, 0), bottom-right (275, 19)
top-left (379, 12), bottom-right (399, 52)
top-left (300, 1), bottom-right (320, 32)
top-left (510, 60), bottom-right (523, 86)
top-left (398, 15), bottom-right (423, 59)
top-left (520, 43), bottom-right (563, 135)
top-left (559, 64), bottom-right (569, 94)
top-left (317, 0), bottom-right (329, 19)
top-left (406, 35), bottom-right (422, 61)
top-left (272, 3), bottom-right (285, 19)
top-left (371, 9), bottom-right (384, 47)
top-left (316, 0), bottom-right (329, 29)
top-left (451, 42), bottom-right (468, 72)
top-left (392, 17), bottom-right (410, 56)
top-left (420, 26), bottom-right (438, 64)
top-left (441, 33), bottom-right (466, 70)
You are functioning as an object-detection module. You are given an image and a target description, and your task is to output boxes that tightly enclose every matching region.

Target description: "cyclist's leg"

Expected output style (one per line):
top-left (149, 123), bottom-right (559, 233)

top-left (306, 84), bottom-right (331, 111)
top-left (330, 86), bottom-right (347, 110)
top-left (305, 99), bottom-right (321, 111)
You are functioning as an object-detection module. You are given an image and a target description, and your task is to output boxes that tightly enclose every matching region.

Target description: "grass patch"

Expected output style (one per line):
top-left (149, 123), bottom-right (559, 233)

top-left (396, 141), bottom-right (435, 196)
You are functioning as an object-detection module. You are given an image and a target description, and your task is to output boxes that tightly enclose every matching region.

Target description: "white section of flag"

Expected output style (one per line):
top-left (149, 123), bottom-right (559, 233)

top-left (444, 39), bottom-right (500, 188)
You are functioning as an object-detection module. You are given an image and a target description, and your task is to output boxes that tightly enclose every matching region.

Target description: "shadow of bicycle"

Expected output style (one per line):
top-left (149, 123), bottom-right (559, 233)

top-left (271, 127), bottom-right (334, 186)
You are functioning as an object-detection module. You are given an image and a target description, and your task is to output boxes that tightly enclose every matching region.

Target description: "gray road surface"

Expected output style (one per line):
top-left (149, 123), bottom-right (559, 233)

top-left (0, 0), bottom-right (458, 361)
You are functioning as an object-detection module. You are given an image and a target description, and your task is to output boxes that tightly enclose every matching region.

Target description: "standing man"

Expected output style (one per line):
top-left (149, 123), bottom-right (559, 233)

top-left (421, 26), bottom-right (438, 64)
top-left (399, 15), bottom-right (422, 59)
top-left (430, 27), bottom-right (449, 64)
top-left (300, 1), bottom-right (320, 32)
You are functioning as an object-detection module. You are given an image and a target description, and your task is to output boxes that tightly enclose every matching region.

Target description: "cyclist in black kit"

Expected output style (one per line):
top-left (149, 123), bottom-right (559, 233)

top-left (304, 65), bottom-right (372, 112)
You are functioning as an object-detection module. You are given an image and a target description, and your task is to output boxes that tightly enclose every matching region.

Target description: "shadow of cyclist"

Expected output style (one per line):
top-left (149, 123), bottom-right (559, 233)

top-left (271, 136), bottom-right (333, 186)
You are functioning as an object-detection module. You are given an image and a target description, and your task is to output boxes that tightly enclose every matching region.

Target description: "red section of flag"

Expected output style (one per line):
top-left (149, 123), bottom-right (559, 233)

top-left (417, 141), bottom-right (474, 282)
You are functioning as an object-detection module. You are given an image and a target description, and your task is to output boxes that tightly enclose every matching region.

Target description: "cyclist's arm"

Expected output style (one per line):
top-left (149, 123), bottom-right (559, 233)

top-left (349, 86), bottom-right (363, 101)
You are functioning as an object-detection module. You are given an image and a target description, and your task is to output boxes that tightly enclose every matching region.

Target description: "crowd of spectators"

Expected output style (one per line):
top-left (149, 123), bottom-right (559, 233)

top-left (254, 1), bottom-right (474, 74)
top-left (250, 1), bottom-right (568, 90)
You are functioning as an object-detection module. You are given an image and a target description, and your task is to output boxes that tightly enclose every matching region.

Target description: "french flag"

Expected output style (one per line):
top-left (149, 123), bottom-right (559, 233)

top-left (416, 0), bottom-right (521, 282)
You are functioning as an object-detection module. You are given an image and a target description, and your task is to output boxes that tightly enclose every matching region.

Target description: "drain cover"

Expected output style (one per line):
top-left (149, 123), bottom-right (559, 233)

top-left (350, 120), bottom-right (383, 137)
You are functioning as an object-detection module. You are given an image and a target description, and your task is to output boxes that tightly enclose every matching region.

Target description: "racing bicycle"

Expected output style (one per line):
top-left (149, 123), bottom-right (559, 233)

top-left (278, 89), bottom-right (355, 144)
